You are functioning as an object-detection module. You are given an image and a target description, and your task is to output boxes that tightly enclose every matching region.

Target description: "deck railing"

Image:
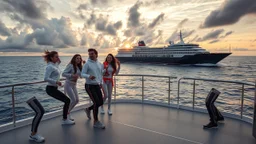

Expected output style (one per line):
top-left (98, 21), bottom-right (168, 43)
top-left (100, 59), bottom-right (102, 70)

top-left (0, 75), bottom-right (255, 130)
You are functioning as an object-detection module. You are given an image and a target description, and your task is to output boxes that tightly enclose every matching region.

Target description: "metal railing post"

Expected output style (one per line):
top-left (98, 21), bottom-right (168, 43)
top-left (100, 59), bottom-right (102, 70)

top-left (193, 80), bottom-right (196, 110)
top-left (168, 77), bottom-right (171, 105)
top-left (114, 77), bottom-right (117, 101)
top-left (11, 86), bottom-right (16, 127)
top-left (177, 78), bottom-right (181, 108)
top-left (142, 76), bottom-right (144, 103)
top-left (253, 80), bottom-right (256, 138)
top-left (241, 84), bottom-right (244, 119)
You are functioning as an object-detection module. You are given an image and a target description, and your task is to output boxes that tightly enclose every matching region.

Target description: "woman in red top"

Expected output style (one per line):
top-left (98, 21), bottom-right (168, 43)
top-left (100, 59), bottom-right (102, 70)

top-left (100, 54), bottom-right (120, 115)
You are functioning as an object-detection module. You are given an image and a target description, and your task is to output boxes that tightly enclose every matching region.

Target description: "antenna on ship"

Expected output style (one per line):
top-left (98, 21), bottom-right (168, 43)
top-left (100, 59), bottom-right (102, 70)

top-left (179, 30), bottom-right (185, 44)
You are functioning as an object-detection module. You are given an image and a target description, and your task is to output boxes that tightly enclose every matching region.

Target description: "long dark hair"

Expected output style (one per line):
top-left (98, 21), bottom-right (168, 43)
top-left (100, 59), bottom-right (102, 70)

top-left (105, 54), bottom-right (117, 71)
top-left (70, 54), bottom-right (82, 74)
top-left (43, 50), bottom-right (58, 63)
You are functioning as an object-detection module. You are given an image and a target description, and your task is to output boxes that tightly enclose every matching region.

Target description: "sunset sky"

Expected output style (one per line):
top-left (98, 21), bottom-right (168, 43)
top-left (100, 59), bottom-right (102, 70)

top-left (0, 0), bottom-right (255, 56)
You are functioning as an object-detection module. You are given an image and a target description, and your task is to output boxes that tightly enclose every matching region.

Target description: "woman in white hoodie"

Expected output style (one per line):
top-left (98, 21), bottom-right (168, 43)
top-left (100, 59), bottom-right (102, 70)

top-left (62, 54), bottom-right (83, 121)
top-left (81, 48), bottom-right (105, 129)
top-left (43, 51), bottom-right (74, 125)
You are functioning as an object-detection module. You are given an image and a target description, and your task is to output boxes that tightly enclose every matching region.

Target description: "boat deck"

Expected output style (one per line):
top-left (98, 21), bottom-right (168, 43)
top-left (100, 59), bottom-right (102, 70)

top-left (0, 103), bottom-right (255, 144)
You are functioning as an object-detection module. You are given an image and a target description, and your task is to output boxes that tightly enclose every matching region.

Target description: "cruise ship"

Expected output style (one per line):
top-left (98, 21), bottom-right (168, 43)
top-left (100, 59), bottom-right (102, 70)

top-left (116, 31), bottom-right (231, 64)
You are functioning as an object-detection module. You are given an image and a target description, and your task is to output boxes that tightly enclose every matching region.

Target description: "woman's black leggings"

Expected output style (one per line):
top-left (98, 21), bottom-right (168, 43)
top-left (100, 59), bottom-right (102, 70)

top-left (27, 97), bottom-right (45, 133)
top-left (46, 86), bottom-right (70, 119)
top-left (85, 84), bottom-right (103, 121)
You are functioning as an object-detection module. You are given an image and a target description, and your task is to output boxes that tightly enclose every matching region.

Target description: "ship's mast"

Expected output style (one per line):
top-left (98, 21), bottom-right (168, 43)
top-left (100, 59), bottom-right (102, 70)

top-left (179, 30), bottom-right (185, 44)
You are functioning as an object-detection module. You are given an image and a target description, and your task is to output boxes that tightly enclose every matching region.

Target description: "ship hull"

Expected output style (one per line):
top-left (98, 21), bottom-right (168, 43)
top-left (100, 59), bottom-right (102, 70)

top-left (116, 53), bottom-right (231, 64)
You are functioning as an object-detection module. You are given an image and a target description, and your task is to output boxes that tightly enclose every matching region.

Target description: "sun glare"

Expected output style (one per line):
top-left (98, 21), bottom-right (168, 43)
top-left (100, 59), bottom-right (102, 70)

top-left (125, 44), bottom-right (131, 48)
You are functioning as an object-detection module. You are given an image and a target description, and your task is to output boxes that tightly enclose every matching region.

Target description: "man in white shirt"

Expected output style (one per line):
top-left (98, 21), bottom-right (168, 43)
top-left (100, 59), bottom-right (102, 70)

top-left (81, 48), bottom-right (105, 129)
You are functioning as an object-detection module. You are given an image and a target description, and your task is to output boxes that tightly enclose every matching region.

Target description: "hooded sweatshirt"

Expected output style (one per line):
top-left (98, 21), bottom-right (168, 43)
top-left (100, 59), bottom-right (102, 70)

top-left (81, 58), bottom-right (103, 85)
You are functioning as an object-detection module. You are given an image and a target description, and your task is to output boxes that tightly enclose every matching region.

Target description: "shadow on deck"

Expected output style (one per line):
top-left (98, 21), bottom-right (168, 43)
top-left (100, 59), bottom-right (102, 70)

top-left (0, 103), bottom-right (255, 144)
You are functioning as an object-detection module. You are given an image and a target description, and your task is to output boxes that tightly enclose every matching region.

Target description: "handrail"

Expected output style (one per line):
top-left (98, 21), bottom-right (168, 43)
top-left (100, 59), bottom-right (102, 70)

top-left (0, 78), bottom-right (66, 88)
top-left (0, 74), bottom-right (255, 130)
top-left (177, 77), bottom-right (256, 119)
top-left (180, 77), bottom-right (255, 86)
top-left (116, 74), bottom-right (177, 79)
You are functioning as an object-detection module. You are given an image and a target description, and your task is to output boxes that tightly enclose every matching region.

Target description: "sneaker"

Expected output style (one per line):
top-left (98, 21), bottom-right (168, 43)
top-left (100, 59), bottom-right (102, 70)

top-left (68, 114), bottom-right (74, 121)
top-left (217, 117), bottom-right (224, 122)
top-left (203, 122), bottom-right (218, 129)
top-left (100, 107), bottom-right (105, 114)
top-left (29, 134), bottom-right (45, 143)
top-left (108, 109), bottom-right (112, 115)
top-left (84, 108), bottom-right (91, 119)
top-left (93, 121), bottom-right (105, 129)
top-left (62, 119), bottom-right (75, 125)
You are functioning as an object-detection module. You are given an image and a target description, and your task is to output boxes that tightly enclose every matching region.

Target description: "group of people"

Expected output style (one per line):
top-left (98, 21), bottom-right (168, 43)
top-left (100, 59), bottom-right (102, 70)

top-left (27, 48), bottom-right (120, 142)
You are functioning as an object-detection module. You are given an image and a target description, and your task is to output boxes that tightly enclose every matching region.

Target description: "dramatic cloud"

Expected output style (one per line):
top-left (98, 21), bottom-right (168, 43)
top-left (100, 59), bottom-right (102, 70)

top-left (197, 29), bottom-right (224, 42)
top-left (76, 3), bottom-right (90, 19)
top-left (0, 20), bottom-right (11, 36)
top-left (93, 15), bottom-right (122, 36)
top-left (201, 0), bottom-right (256, 28)
top-left (0, 0), bottom-right (52, 19)
top-left (148, 13), bottom-right (165, 28)
top-left (114, 21), bottom-right (122, 30)
top-left (127, 1), bottom-right (143, 28)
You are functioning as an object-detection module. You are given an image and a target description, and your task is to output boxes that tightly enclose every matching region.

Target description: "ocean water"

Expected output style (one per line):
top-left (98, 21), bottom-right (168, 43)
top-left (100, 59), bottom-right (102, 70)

top-left (0, 56), bottom-right (255, 124)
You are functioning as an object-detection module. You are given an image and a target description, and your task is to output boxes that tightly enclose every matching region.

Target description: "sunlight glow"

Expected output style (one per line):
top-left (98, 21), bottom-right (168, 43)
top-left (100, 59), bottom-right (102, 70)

top-left (125, 44), bottom-right (131, 48)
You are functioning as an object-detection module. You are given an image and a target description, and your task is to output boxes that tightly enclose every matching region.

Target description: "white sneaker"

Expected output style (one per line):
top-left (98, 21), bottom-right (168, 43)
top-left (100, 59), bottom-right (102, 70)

top-left (108, 109), bottom-right (112, 115)
top-left (62, 119), bottom-right (75, 125)
top-left (100, 107), bottom-right (105, 114)
top-left (29, 134), bottom-right (45, 143)
top-left (93, 121), bottom-right (105, 129)
top-left (68, 114), bottom-right (74, 121)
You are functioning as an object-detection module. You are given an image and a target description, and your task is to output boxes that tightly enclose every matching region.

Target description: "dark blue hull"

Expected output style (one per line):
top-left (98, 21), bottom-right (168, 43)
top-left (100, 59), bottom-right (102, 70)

top-left (116, 53), bottom-right (231, 64)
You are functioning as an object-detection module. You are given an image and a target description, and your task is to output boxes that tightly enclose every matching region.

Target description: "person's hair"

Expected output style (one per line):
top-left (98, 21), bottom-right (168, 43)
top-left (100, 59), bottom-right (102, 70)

top-left (88, 48), bottom-right (98, 57)
top-left (43, 50), bottom-right (58, 63)
top-left (105, 53), bottom-right (118, 71)
top-left (70, 54), bottom-right (82, 74)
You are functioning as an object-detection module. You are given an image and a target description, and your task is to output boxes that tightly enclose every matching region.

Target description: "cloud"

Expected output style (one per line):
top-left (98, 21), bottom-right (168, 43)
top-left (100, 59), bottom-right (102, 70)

top-left (177, 18), bottom-right (188, 28)
top-left (189, 35), bottom-right (199, 42)
top-left (1, 0), bottom-right (52, 19)
top-left (220, 31), bottom-right (233, 38)
top-left (0, 16), bottom-right (79, 51)
top-left (127, 1), bottom-right (143, 28)
top-left (197, 29), bottom-right (224, 42)
top-left (0, 20), bottom-right (11, 36)
top-left (77, 3), bottom-right (89, 11)
top-left (201, 0), bottom-right (256, 28)
top-left (91, 0), bottom-right (108, 5)
top-left (94, 15), bottom-right (122, 36)
top-left (209, 39), bottom-right (219, 44)
top-left (148, 13), bottom-right (165, 28)
top-left (113, 21), bottom-right (122, 30)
